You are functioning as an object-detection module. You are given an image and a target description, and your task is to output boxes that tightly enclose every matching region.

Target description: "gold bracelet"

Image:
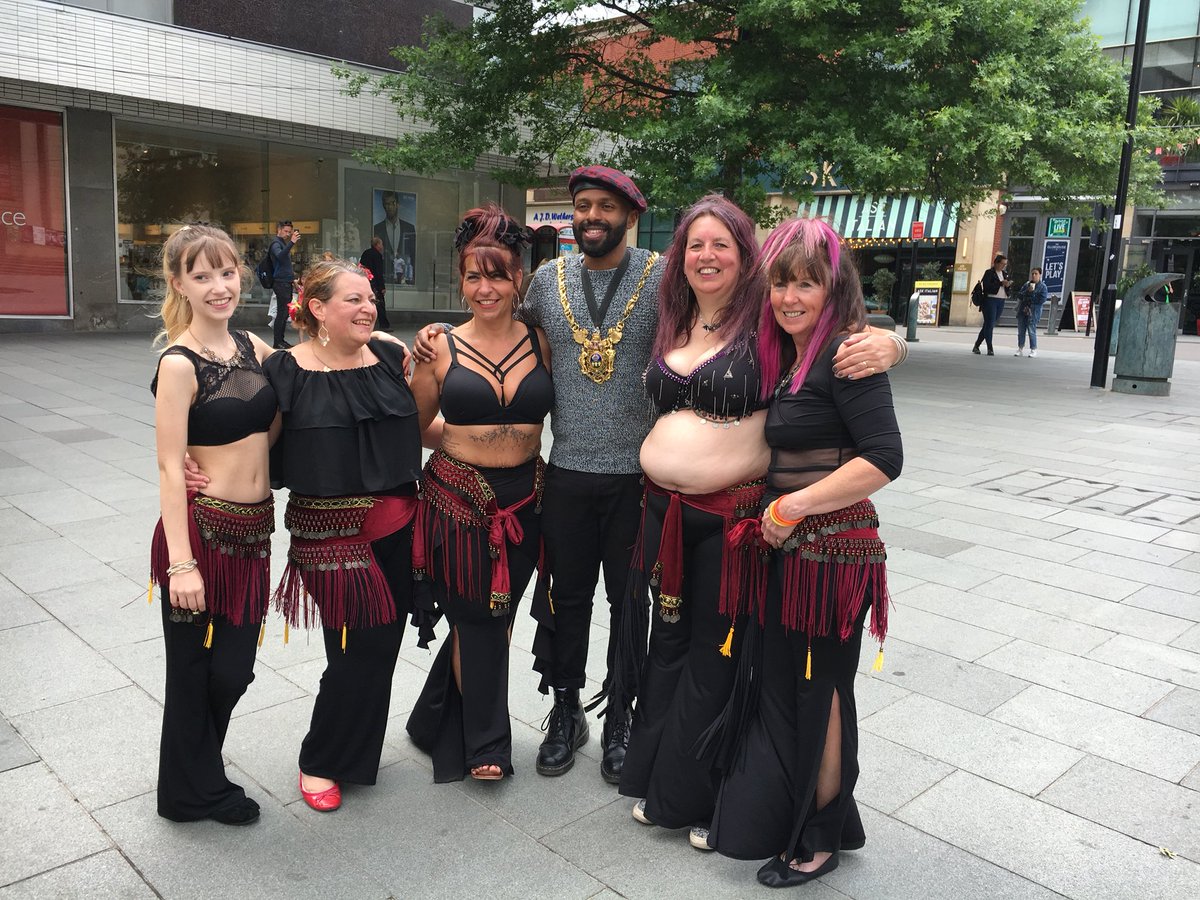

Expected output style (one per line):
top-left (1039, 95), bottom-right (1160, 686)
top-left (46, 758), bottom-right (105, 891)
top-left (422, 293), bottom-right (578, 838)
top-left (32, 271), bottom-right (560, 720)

top-left (166, 559), bottom-right (198, 576)
top-left (767, 499), bottom-right (803, 528)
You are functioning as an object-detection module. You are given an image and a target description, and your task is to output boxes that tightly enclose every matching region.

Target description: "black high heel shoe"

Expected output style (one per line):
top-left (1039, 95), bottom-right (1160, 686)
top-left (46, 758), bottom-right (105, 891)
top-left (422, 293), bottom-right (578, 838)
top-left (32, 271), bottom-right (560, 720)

top-left (756, 853), bottom-right (839, 888)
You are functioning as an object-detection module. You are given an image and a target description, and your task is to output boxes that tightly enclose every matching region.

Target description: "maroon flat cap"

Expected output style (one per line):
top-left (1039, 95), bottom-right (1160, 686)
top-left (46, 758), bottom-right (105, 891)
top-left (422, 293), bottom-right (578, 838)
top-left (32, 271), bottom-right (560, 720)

top-left (568, 165), bottom-right (647, 213)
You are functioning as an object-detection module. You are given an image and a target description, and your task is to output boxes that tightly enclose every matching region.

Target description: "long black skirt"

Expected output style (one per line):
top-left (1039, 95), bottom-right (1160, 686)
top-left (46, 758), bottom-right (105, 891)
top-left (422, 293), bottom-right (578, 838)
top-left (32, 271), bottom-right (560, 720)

top-left (618, 491), bottom-right (737, 828)
top-left (406, 461), bottom-right (540, 782)
top-left (709, 582), bottom-right (869, 861)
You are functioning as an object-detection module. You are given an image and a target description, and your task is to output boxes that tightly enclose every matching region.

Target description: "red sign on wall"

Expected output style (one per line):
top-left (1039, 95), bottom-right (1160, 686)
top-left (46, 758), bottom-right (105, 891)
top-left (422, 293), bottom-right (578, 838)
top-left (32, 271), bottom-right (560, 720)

top-left (910, 221), bottom-right (925, 241)
top-left (0, 106), bottom-right (69, 316)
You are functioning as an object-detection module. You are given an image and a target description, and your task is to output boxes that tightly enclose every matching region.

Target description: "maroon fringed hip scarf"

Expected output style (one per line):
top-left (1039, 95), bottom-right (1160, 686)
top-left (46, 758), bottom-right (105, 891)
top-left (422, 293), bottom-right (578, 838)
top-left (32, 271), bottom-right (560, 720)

top-left (777, 498), bottom-right (889, 643)
top-left (150, 493), bottom-right (274, 626)
top-left (272, 493), bottom-right (417, 631)
top-left (412, 449), bottom-right (545, 617)
top-left (641, 478), bottom-right (769, 624)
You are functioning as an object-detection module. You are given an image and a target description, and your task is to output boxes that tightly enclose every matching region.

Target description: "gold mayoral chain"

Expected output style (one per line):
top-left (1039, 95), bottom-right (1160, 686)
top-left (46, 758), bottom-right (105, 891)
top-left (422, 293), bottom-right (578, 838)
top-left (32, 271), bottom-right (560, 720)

top-left (556, 252), bottom-right (659, 384)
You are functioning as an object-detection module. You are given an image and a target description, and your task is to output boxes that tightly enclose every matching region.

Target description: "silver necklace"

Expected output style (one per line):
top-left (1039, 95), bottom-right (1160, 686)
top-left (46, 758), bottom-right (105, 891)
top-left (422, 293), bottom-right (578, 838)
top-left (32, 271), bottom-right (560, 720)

top-left (186, 329), bottom-right (240, 366)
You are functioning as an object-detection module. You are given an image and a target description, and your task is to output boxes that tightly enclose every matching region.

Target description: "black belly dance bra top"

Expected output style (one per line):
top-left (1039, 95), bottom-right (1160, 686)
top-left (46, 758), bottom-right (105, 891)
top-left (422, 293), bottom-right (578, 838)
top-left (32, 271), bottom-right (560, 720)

top-left (643, 343), bottom-right (765, 428)
top-left (440, 325), bottom-right (554, 426)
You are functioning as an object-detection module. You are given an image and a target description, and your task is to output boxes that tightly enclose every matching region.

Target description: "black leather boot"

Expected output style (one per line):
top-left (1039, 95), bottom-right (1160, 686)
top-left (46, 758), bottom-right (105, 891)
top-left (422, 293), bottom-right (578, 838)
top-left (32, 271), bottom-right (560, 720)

top-left (536, 688), bottom-right (589, 776)
top-left (599, 706), bottom-right (630, 784)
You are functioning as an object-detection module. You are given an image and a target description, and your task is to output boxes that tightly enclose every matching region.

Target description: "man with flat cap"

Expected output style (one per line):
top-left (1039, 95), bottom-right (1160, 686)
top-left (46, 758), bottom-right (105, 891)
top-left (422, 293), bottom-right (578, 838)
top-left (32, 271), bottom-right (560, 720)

top-left (519, 165), bottom-right (662, 783)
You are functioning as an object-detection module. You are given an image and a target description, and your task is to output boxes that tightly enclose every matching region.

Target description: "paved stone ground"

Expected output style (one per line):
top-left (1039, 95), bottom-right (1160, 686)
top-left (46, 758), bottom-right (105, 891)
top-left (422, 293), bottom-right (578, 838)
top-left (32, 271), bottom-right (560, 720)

top-left (1, 324), bottom-right (1200, 899)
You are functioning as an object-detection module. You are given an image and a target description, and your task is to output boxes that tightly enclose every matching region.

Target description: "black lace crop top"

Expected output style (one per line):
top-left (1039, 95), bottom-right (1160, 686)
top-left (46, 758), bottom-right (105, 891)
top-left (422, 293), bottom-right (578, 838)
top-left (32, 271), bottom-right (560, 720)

top-left (263, 339), bottom-right (421, 496)
top-left (440, 326), bottom-right (554, 426)
top-left (151, 331), bottom-right (277, 447)
top-left (643, 343), bottom-right (766, 423)
top-left (765, 336), bottom-right (903, 492)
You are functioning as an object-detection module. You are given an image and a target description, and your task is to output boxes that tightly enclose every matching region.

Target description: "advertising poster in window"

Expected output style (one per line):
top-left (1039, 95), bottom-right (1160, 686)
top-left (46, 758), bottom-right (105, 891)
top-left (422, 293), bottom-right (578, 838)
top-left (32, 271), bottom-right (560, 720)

top-left (372, 189), bottom-right (416, 285)
top-left (1041, 239), bottom-right (1070, 296)
top-left (0, 106), bottom-right (69, 316)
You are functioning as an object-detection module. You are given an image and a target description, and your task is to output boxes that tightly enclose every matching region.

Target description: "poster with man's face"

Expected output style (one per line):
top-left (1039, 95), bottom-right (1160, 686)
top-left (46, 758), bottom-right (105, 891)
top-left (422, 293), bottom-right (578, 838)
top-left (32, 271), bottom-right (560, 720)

top-left (372, 189), bottom-right (417, 285)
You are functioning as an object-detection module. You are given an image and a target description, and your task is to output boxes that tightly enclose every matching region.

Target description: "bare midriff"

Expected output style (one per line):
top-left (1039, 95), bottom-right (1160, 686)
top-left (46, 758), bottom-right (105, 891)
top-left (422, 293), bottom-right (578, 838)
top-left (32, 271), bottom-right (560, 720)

top-left (441, 424), bottom-right (543, 470)
top-left (189, 432), bottom-right (272, 502)
top-left (640, 412), bottom-right (768, 495)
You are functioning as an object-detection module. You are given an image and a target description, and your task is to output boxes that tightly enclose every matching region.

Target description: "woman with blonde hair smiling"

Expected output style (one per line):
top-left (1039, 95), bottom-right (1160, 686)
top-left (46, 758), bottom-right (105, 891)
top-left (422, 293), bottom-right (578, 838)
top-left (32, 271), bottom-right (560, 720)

top-left (150, 224), bottom-right (278, 826)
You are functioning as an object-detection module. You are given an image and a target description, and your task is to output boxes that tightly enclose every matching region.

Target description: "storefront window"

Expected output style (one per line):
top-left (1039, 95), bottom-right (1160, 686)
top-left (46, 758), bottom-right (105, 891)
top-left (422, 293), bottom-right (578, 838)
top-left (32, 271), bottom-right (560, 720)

top-left (115, 120), bottom-right (513, 311)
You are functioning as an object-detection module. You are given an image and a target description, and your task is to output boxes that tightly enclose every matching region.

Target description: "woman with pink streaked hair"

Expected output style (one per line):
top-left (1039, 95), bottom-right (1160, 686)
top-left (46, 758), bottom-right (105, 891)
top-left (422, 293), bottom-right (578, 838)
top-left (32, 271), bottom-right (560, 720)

top-left (614, 199), bottom-right (906, 854)
top-left (707, 217), bottom-right (903, 887)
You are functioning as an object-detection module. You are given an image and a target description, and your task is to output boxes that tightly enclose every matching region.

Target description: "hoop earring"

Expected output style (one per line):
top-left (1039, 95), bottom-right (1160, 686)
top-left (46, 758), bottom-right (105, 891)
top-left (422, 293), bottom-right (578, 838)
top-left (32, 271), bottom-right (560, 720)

top-left (318, 324), bottom-right (330, 347)
top-left (459, 296), bottom-right (468, 310)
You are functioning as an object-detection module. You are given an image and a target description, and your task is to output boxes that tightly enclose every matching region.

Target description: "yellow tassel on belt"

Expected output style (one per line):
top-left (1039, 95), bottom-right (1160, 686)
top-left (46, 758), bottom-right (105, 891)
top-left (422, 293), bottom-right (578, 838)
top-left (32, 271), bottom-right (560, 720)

top-left (341, 623), bottom-right (348, 653)
top-left (147, 578), bottom-right (153, 605)
top-left (718, 623), bottom-right (734, 658)
top-left (805, 642), bottom-right (812, 680)
top-left (257, 621), bottom-right (266, 648)
top-left (203, 619), bottom-right (214, 649)
top-left (284, 621), bottom-right (289, 645)
top-left (872, 644), bottom-right (885, 672)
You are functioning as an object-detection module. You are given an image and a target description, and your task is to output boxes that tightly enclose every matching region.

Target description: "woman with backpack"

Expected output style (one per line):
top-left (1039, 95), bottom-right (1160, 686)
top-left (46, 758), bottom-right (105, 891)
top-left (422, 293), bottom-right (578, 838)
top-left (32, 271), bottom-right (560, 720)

top-left (972, 253), bottom-right (1011, 356)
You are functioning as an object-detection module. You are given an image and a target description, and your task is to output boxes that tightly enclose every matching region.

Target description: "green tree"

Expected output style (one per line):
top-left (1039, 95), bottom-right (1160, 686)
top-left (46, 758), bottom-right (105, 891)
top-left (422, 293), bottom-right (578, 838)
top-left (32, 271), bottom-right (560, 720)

top-left (338, 0), bottom-right (1180, 224)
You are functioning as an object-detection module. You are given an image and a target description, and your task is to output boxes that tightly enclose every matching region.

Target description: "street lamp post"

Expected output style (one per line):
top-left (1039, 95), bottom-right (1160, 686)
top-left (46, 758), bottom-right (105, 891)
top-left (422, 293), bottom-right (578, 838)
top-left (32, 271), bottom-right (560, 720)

top-left (1090, 0), bottom-right (1151, 389)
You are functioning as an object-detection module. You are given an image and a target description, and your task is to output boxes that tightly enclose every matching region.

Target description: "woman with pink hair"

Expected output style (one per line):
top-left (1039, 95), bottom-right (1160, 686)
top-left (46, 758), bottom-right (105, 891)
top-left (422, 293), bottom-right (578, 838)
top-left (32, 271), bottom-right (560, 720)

top-left (707, 217), bottom-right (903, 887)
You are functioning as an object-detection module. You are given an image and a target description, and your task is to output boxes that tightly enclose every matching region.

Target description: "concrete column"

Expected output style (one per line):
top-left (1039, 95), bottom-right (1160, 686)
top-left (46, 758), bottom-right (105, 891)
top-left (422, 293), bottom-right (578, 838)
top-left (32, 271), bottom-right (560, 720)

top-left (64, 107), bottom-right (120, 332)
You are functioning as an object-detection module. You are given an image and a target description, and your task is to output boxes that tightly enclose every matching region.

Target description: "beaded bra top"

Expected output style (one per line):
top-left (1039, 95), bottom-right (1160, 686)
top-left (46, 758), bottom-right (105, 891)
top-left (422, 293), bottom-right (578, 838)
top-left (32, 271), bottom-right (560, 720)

top-left (643, 343), bottom-right (764, 427)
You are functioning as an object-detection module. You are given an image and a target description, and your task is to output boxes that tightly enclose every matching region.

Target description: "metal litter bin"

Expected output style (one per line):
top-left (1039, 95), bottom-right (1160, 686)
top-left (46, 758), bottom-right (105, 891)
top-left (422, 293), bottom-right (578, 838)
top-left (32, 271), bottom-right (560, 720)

top-left (1112, 273), bottom-right (1183, 396)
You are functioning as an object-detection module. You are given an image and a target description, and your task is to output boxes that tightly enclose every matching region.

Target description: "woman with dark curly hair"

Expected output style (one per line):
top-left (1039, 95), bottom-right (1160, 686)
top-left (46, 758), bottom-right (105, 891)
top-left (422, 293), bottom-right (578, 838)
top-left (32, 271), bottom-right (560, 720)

top-left (405, 205), bottom-right (553, 782)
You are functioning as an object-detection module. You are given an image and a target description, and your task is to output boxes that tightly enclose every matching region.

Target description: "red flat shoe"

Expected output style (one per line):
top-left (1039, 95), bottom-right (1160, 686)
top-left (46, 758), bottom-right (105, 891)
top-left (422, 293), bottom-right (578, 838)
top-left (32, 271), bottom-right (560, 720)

top-left (298, 773), bottom-right (341, 812)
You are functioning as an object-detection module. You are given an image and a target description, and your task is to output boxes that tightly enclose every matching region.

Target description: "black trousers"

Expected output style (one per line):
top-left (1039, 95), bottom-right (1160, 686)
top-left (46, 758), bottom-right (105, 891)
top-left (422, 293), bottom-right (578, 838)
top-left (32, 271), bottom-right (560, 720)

top-left (157, 599), bottom-right (259, 821)
top-left (298, 526), bottom-right (412, 785)
top-left (619, 492), bottom-right (736, 828)
top-left (407, 462), bottom-right (539, 781)
top-left (535, 466), bottom-right (642, 692)
top-left (272, 280), bottom-right (293, 346)
top-left (373, 288), bottom-right (391, 329)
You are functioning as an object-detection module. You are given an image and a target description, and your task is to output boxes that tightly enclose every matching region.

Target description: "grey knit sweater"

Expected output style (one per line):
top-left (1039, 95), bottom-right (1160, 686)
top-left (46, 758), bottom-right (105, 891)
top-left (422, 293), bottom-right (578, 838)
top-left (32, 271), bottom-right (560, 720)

top-left (520, 248), bottom-right (664, 474)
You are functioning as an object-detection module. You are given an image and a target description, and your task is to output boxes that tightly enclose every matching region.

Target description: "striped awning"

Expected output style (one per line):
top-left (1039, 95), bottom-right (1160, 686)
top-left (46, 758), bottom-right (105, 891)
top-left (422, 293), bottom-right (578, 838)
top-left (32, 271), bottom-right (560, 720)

top-left (795, 193), bottom-right (958, 241)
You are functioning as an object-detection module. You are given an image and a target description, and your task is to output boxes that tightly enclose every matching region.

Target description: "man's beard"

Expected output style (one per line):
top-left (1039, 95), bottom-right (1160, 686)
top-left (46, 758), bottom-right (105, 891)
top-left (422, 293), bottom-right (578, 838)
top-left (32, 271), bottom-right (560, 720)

top-left (577, 222), bottom-right (626, 259)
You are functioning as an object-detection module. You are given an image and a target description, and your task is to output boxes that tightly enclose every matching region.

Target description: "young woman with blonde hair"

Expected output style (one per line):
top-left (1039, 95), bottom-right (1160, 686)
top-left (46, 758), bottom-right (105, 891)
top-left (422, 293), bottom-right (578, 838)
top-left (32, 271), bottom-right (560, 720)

top-left (150, 224), bottom-right (278, 825)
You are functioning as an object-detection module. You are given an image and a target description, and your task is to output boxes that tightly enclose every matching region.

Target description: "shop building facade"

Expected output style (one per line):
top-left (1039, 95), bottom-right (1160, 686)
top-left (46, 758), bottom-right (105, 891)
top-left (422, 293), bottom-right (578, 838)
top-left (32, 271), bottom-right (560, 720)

top-left (1, 0), bottom-right (526, 334)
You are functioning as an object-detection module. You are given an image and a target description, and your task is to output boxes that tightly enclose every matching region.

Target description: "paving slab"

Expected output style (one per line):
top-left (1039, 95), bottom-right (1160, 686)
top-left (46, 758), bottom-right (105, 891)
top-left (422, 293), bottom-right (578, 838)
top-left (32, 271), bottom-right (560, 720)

top-left (540, 795), bottom-right (787, 900)
top-left (1124, 585), bottom-right (1200, 622)
top-left (854, 732), bottom-right (953, 815)
top-left (1145, 686), bottom-right (1200, 737)
top-left (0, 717), bottom-right (36, 775)
top-left (0, 763), bottom-right (111, 888)
top-left (93, 765), bottom-right (393, 900)
top-left (0, 620), bottom-right (130, 717)
top-left (0, 849), bottom-right (155, 899)
top-left (948, 545), bottom-right (1143, 601)
top-left (1089, 634), bottom-right (1200, 691)
top-left (866, 638), bottom-right (1028, 715)
top-left (12, 686), bottom-right (161, 811)
top-left (990, 684), bottom-right (1200, 783)
top-left (299, 758), bottom-right (604, 900)
top-left (0, 575), bottom-right (49, 634)
top-left (886, 603), bottom-right (1013, 661)
top-left (33, 572), bottom-right (159, 652)
top-left (1172, 622), bottom-right (1200, 653)
top-left (898, 770), bottom-right (1200, 900)
top-left (897, 581), bottom-right (1112, 655)
top-left (860, 693), bottom-right (1082, 795)
top-left (1040, 755), bottom-right (1200, 864)
top-left (0, 537), bottom-right (118, 595)
top-left (820, 804), bottom-right (1061, 900)
top-left (977, 639), bottom-right (1174, 714)
top-left (883, 546), bottom-right (997, 591)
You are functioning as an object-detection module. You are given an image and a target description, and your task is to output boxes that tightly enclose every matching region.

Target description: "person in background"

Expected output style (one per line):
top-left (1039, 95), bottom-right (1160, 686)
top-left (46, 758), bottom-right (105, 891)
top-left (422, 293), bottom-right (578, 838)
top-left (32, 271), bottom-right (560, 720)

top-left (270, 220), bottom-right (301, 349)
top-left (360, 236), bottom-right (391, 330)
top-left (1014, 267), bottom-right (1048, 358)
top-left (972, 253), bottom-right (1010, 356)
